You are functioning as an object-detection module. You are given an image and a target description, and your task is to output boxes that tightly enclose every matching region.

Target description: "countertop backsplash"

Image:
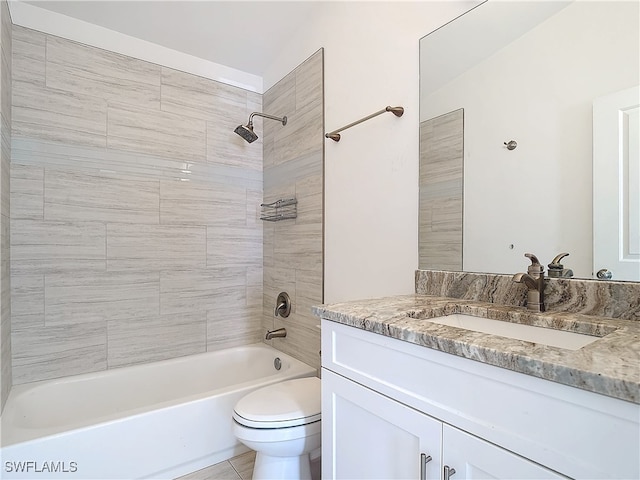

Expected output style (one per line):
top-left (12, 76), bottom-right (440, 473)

top-left (415, 270), bottom-right (640, 321)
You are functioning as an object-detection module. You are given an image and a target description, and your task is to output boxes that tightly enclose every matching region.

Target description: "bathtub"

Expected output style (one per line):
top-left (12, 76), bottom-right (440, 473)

top-left (0, 344), bottom-right (316, 479)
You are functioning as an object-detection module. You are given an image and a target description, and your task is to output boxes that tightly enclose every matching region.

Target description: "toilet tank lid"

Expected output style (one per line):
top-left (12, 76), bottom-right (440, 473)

top-left (234, 377), bottom-right (321, 424)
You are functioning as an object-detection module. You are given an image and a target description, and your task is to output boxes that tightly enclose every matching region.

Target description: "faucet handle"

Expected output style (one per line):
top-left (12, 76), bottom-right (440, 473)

top-left (524, 253), bottom-right (544, 275)
top-left (548, 253), bottom-right (572, 278)
top-left (549, 252), bottom-right (569, 267)
top-left (524, 253), bottom-right (541, 265)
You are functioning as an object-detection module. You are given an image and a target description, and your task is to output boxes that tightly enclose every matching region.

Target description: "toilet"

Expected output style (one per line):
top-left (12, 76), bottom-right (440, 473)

top-left (232, 377), bottom-right (321, 480)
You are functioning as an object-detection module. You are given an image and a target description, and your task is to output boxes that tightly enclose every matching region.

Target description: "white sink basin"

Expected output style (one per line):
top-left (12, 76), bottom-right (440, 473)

top-left (427, 314), bottom-right (601, 350)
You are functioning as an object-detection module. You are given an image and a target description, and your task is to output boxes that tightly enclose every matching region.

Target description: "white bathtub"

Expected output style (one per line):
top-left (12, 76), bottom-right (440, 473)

top-left (0, 344), bottom-right (316, 479)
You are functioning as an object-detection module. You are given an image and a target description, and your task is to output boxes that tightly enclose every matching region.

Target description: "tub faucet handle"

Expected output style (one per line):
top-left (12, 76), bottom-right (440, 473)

top-left (274, 292), bottom-right (291, 317)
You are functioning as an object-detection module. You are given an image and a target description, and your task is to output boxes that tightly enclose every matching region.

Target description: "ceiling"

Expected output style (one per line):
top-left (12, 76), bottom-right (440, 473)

top-left (25, 1), bottom-right (323, 76)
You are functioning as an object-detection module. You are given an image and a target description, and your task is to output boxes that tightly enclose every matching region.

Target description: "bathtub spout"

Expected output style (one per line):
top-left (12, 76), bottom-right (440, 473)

top-left (265, 328), bottom-right (287, 340)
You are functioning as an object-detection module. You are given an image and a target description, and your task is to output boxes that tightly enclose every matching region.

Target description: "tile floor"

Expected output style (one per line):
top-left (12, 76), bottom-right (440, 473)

top-left (176, 451), bottom-right (255, 480)
top-left (175, 450), bottom-right (321, 480)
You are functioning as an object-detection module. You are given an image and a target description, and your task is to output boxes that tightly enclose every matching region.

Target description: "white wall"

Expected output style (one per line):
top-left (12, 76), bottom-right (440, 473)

top-left (264, 1), bottom-right (478, 303)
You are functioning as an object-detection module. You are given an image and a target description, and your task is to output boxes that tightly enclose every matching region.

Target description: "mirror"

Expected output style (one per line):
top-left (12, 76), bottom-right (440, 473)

top-left (419, 0), bottom-right (640, 281)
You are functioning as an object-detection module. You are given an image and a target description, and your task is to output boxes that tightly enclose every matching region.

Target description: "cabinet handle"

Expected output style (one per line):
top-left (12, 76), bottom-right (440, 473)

top-left (444, 465), bottom-right (456, 479)
top-left (420, 453), bottom-right (432, 480)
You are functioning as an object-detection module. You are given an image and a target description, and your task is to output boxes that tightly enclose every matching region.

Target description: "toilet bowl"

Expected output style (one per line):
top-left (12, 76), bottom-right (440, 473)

top-left (232, 377), bottom-right (321, 480)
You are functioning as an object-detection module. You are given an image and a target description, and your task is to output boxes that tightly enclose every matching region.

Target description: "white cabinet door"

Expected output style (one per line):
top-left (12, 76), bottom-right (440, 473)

top-left (322, 369), bottom-right (442, 480)
top-left (442, 425), bottom-right (566, 480)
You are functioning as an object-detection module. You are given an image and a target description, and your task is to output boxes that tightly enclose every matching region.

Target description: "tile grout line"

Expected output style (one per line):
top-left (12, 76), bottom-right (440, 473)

top-left (228, 459), bottom-right (243, 480)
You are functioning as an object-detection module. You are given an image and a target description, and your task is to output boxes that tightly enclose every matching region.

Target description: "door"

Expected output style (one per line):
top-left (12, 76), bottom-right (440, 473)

top-left (593, 85), bottom-right (640, 281)
top-left (322, 369), bottom-right (442, 480)
top-left (442, 425), bottom-right (567, 479)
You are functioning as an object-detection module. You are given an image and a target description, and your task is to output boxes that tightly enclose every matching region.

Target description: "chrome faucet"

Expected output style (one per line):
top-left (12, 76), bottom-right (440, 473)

top-left (512, 253), bottom-right (545, 312)
top-left (265, 328), bottom-right (287, 340)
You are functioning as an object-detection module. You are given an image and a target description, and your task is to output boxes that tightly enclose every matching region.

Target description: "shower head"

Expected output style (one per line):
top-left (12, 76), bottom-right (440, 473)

top-left (234, 112), bottom-right (287, 143)
top-left (234, 123), bottom-right (258, 143)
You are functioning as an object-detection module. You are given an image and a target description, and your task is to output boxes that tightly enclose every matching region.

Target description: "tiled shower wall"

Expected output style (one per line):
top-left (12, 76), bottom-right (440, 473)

top-left (0, 0), bottom-right (12, 411)
top-left (262, 50), bottom-right (324, 370)
top-left (10, 26), bottom-right (266, 384)
top-left (419, 109), bottom-right (463, 270)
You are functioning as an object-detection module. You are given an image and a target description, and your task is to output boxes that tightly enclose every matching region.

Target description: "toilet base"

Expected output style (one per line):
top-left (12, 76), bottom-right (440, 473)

top-left (253, 452), bottom-right (312, 480)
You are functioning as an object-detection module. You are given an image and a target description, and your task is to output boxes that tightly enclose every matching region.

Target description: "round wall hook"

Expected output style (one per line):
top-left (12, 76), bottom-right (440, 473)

top-left (504, 140), bottom-right (517, 150)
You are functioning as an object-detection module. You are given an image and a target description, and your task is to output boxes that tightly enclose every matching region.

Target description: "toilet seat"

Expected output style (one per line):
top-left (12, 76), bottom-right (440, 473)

top-left (233, 377), bottom-right (321, 429)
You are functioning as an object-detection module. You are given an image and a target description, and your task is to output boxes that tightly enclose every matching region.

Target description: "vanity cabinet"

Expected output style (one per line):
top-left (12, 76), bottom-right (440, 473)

top-left (323, 369), bottom-right (564, 479)
top-left (323, 368), bottom-right (442, 480)
top-left (321, 320), bottom-right (639, 479)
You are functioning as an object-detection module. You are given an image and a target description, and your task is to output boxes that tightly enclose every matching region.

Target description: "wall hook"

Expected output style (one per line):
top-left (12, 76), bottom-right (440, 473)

top-left (504, 140), bottom-right (517, 150)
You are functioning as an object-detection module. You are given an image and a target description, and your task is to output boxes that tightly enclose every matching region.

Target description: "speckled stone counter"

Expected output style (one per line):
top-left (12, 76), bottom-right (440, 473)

top-left (312, 294), bottom-right (640, 404)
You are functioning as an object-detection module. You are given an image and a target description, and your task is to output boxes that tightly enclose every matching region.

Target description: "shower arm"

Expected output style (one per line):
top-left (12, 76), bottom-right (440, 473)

top-left (248, 112), bottom-right (287, 126)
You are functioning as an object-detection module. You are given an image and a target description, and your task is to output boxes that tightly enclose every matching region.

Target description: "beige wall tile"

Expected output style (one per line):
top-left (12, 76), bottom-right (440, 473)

top-left (45, 271), bottom-right (160, 325)
top-left (0, 2), bottom-right (10, 411)
top-left (0, 312), bottom-right (11, 407)
top-left (161, 67), bottom-right (246, 121)
top-left (295, 173), bottom-right (323, 226)
top-left (246, 188), bottom-right (263, 226)
top-left (11, 220), bottom-right (106, 274)
top-left (0, 1), bottom-right (11, 70)
top-left (11, 322), bottom-right (107, 384)
top-left (160, 268), bottom-right (246, 316)
top-left (419, 108), bottom-right (463, 186)
top-left (263, 267), bottom-right (297, 314)
top-left (246, 266), bottom-right (263, 308)
top-left (107, 103), bottom-right (206, 161)
top-left (207, 115), bottom-right (263, 171)
top-left (1, 27), bottom-right (10, 128)
top-left (46, 36), bottom-right (161, 109)
top-left (3, 27), bottom-right (338, 383)
top-left (1, 122), bottom-right (9, 219)
top-left (204, 78), bottom-right (263, 170)
top-left (11, 26), bottom-right (45, 87)
top-left (11, 273), bottom-right (43, 318)
top-left (107, 224), bottom-right (206, 271)
top-left (262, 50), bottom-right (323, 370)
top-left (270, 317), bottom-right (320, 371)
top-left (107, 314), bottom-right (206, 368)
top-left (295, 268), bottom-right (323, 317)
top-left (10, 163), bottom-right (43, 220)
top-left (10, 313), bottom-right (44, 331)
top-left (207, 225), bottom-right (262, 268)
top-left (45, 169), bottom-right (160, 224)
top-left (271, 102), bottom-right (323, 166)
top-left (419, 109), bottom-right (463, 270)
top-left (13, 81), bottom-right (107, 147)
top-left (274, 223), bottom-right (322, 271)
top-left (206, 304), bottom-right (262, 352)
top-left (295, 50), bottom-right (323, 112)
top-left (160, 178), bottom-right (246, 226)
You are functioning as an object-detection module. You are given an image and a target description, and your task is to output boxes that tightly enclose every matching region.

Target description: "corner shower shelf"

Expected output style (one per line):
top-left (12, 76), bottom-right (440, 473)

top-left (260, 197), bottom-right (297, 222)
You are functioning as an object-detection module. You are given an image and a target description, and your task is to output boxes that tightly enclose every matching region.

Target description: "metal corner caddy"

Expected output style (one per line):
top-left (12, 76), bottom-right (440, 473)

top-left (260, 198), bottom-right (297, 222)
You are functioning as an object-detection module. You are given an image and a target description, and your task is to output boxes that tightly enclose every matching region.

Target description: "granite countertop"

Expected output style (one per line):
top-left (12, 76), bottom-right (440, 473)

top-left (312, 294), bottom-right (640, 404)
